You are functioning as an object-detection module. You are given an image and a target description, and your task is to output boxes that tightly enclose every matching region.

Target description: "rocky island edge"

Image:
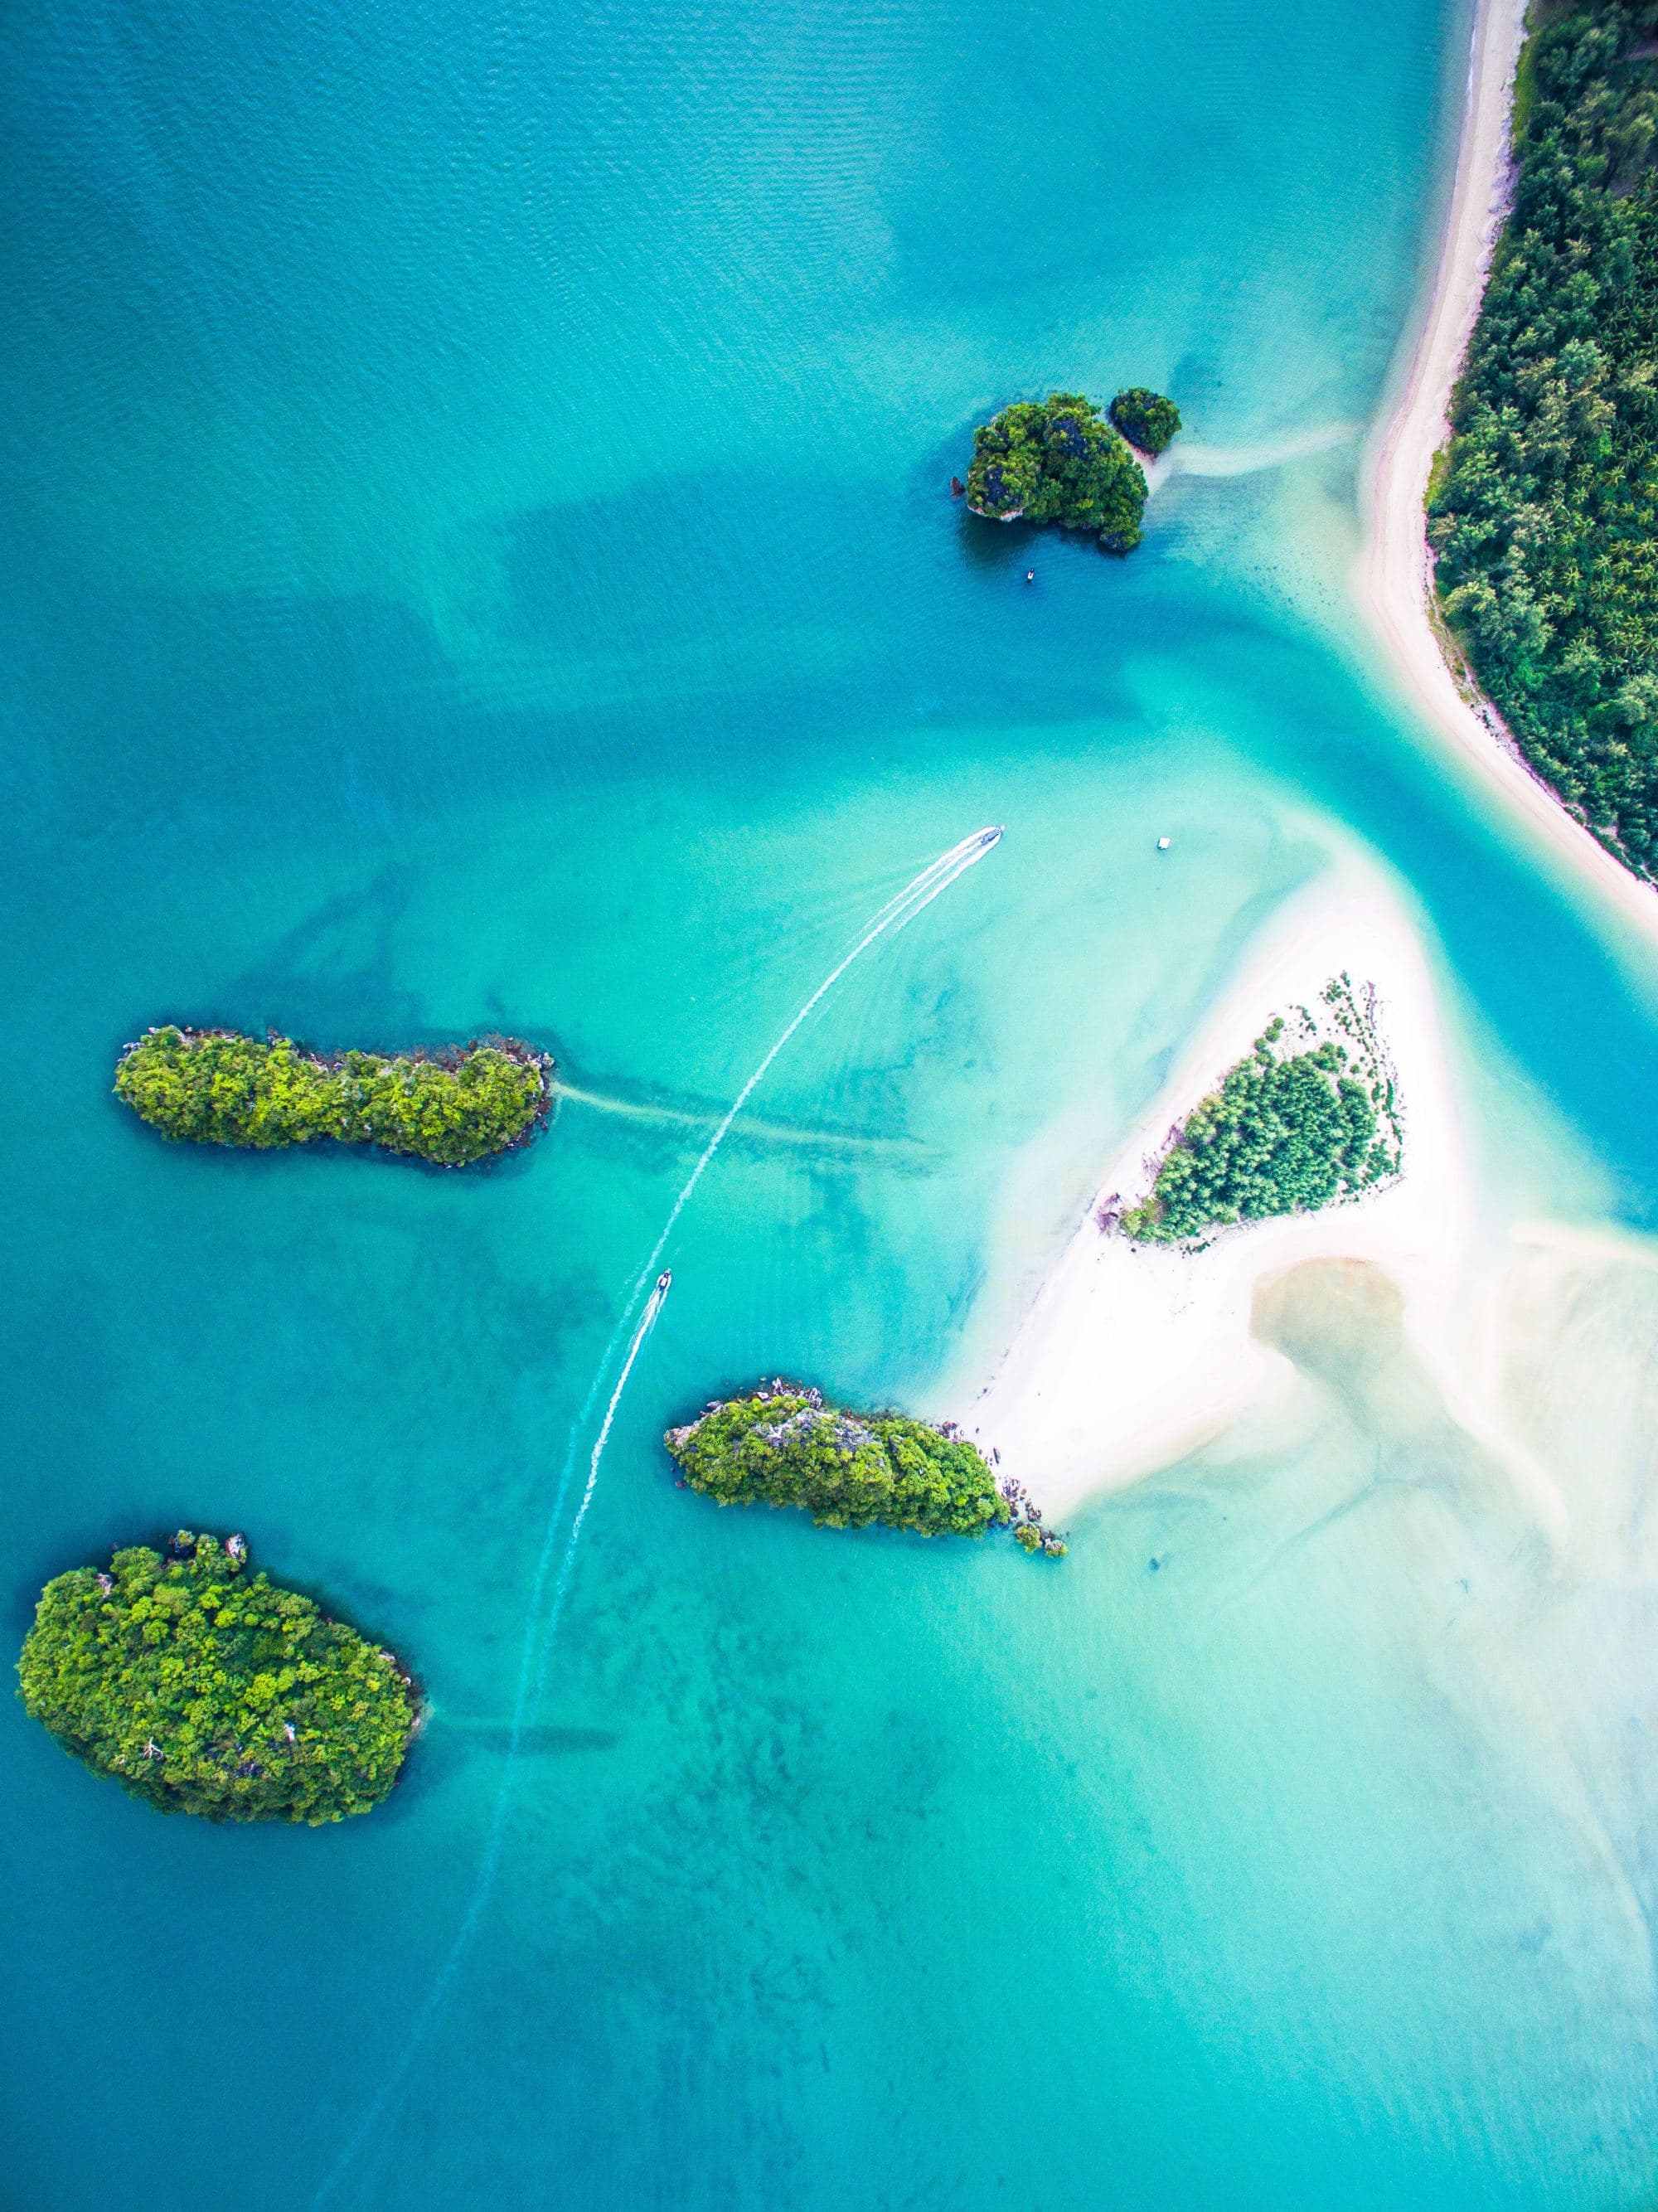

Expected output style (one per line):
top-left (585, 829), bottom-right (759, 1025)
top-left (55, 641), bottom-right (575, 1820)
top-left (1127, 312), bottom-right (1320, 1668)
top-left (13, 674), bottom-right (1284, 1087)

top-left (667, 1380), bottom-right (1066, 1553)
top-left (965, 387), bottom-right (1181, 554)
top-left (115, 1023), bottom-right (554, 1167)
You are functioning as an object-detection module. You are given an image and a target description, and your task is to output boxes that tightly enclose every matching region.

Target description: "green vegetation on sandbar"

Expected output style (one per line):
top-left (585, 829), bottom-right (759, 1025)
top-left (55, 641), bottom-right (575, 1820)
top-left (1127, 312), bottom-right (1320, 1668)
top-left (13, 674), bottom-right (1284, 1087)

top-left (114, 1024), bottom-right (551, 1167)
top-left (17, 1532), bottom-right (418, 1823)
top-left (965, 390), bottom-right (1151, 554)
top-left (1429, 2), bottom-right (1658, 879)
top-left (666, 1382), bottom-right (1066, 1550)
top-left (1121, 979), bottom-right (1402, 1245)
top-left (1109, 386), bottom-right (1182, 456)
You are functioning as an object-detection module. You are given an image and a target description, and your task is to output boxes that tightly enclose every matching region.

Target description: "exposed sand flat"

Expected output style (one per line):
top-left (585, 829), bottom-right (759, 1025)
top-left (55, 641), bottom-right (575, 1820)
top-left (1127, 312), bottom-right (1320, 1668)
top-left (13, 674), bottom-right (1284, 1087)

top-left (1355, 0), bottom-right (1658, 941)
top-left (957, 0), bottom-right (1658, 1521)
top-left (962, 866), bottom-right (1488, 1512)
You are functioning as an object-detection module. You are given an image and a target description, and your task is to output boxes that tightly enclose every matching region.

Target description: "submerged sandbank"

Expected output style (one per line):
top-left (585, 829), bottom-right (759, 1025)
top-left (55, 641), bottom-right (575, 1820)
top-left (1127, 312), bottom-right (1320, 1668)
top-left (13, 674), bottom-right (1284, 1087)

top-left (1354, 0), bottom-right (1658, 943)
top-left (1156, 420), bottom-right (1358, 488)
top-left (959, 866), bottom-right (1489, 1512)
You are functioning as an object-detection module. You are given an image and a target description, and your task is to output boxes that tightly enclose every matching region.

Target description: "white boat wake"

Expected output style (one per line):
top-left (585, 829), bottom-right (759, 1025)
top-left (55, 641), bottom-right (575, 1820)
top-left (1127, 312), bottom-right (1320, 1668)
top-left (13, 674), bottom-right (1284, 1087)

top-left (523, 825), bottom-right (1003, 1694)
top-left (312, 825), bottom-right (1001, 2205)
top-left (541, 1273), bottom-right (671, 1641)
top-left (620, 823), bottom-right (1001, 1312)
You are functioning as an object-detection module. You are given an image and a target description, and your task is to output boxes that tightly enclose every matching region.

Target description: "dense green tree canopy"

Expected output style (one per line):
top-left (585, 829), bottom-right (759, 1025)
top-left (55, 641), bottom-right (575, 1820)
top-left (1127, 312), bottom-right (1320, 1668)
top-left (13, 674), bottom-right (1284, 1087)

top-left (1109, 386), bottom-right (1182, 456)
top-left (114, 1025), bottom-right (550, 1166)
top-left (1122, 988), bottom-right (1402, 1244)
top-left (18, 1534), bottom-right (417, 1823)
top-left (666, 1385), bottom-right (1021, 1539)
top-left (965, 391), bottom-right (1149, 552)
top-left (1430, 1), bottom-right (1658, 877)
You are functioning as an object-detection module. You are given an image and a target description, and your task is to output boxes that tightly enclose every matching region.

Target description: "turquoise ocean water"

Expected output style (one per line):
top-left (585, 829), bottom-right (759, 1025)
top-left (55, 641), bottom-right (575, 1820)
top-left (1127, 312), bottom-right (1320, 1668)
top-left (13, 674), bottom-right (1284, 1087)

top-left (7, 0), bottom-right (1658, 2203)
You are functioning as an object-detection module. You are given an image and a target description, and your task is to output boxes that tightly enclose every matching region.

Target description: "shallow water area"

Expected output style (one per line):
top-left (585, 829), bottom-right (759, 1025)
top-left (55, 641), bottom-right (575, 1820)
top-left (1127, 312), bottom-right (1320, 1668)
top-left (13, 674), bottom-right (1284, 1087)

top-left (6, 0), bottom-right (1658, 2205)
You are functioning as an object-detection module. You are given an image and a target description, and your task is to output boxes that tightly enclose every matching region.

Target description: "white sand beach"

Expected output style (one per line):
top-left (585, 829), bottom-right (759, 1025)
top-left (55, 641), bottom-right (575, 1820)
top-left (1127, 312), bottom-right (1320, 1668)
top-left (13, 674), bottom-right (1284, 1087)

top-left (956, 0), bottom-right (1658, 1523)
top-left (962, 865), bottom-right (1490, 1513)
top-left (1355, 0), bottom-right (1658, 942)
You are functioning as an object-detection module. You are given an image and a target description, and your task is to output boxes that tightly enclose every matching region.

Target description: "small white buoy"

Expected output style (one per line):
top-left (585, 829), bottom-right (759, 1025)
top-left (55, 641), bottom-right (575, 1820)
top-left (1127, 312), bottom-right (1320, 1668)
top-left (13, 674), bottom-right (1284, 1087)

top-left (1156, 836), bottom-right (1171, 851)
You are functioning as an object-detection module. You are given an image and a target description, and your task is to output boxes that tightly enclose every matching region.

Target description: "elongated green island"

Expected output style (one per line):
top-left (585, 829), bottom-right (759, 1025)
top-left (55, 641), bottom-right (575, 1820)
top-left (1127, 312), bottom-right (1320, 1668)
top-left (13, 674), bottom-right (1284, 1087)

top-left (115, 1024), bottom-right (552, 1166)
top-left (1120, 977), bottom-right (1401, 1245)
top-left (1430, 2), bottom-right (1658, 880)
top-left (666, 1381), bottom-right (1065, 1551)
top-left (17, 1532), bottom-right (418, 1823)
top-left (966, 388), bottom-right (1177, 554)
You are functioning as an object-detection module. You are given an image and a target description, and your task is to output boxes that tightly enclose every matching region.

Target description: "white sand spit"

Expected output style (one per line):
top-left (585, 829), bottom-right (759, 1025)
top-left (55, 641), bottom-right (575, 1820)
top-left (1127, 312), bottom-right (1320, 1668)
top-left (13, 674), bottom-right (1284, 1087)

top-left (963, 867), bottom-right (1484, 1512)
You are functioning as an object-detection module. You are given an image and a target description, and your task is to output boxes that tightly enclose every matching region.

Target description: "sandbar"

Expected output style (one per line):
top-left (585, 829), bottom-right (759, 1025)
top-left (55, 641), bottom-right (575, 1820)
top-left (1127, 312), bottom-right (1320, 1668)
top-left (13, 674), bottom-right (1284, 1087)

top-left (960, 866), bottom-right (1484, 1511)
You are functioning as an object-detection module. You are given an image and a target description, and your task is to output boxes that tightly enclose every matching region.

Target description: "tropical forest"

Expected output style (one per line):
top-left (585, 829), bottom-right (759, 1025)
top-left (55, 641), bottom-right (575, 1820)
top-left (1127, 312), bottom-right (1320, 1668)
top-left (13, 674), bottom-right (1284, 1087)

top-left (1109, 386), bottom-right (1183, 455)
top-left (1429, 0), bottom-right (1658, 878)
top-left (965, 389), bottom-right (1175, 553)
top-left (665, 1382), bottom-right (1063, 1548)
top-left (1120, 979), bottom-right (1403, 1244)
top-left (17, 1533), bottom-right (418, 1823)
top-left (114, 1024), bottom-right (551, 1166)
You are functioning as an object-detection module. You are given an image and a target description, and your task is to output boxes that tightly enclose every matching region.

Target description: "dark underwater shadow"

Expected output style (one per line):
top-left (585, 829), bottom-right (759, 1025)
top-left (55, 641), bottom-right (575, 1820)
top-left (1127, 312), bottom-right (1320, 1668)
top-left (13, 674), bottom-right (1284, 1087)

top-left (428, 1716), bottom-right (621, 1754)
top-left (15, 460), bottom-right (1658, 1224)
top-left (956, 507), bottom-right (1045, 573)
top-left (102, 862), bottom-right (569, 1181)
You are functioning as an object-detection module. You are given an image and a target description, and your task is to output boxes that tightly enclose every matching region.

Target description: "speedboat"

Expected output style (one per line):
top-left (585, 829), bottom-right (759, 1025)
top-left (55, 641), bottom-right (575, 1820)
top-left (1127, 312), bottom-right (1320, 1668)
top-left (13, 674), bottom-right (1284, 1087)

top-left (977, 826), bottom-right (1004, 851)
top-left (657, 1270), bottom-right (672, 1293)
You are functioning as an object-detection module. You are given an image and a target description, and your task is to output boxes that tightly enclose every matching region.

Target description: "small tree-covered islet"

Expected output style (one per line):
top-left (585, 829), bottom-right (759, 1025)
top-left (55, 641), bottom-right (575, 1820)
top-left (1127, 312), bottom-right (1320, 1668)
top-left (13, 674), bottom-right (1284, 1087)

top-left (17, 1531), bottom-right (419, 1823)
top-left (114, 1024), bottom-right (552, 1167)
top-left (965, 388), bottom-right (1179, 555)
top-left (666, 1382), bottom-right (1065, 1554)
top-left (1108, 386), bottom-right (1183, 456)
top-left (1117, 976), bottom-right (1403, 1245)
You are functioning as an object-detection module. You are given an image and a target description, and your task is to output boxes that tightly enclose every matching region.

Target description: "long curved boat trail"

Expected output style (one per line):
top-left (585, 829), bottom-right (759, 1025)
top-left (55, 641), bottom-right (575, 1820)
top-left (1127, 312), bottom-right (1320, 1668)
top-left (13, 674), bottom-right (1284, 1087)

top-left (11, 0), bottom-right (1658, 2205)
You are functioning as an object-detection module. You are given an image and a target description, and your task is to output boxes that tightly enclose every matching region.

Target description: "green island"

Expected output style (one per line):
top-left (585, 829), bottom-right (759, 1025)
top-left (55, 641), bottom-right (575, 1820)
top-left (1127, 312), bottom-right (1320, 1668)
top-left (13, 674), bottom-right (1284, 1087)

top-left (17, 1531), bottom-right (418, 1824)
top-left (114, 1024), bottom-right (552, 1167)
top-left (1117, 976), bottom-right (1402, 1245)
top-left (1109, 386), bottom-right (1183, 456)
top-left (665, 1381), bottom-right (1066, 1553)
top-left (1430, 1), bottom-right (1658, 880)
top-left (966, 388), bottom-right (1177, 554)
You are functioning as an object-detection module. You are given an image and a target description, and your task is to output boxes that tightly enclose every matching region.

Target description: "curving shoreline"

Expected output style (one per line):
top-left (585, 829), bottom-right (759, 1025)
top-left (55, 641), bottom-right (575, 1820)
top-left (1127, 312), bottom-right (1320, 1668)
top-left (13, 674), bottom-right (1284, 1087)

top-left (1354, 0), bottom-right (1658, 944)
top-left (957, 866), bottom-right (1484, 1512)
top-left (955, 5), bottom-right (1655, 1519)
